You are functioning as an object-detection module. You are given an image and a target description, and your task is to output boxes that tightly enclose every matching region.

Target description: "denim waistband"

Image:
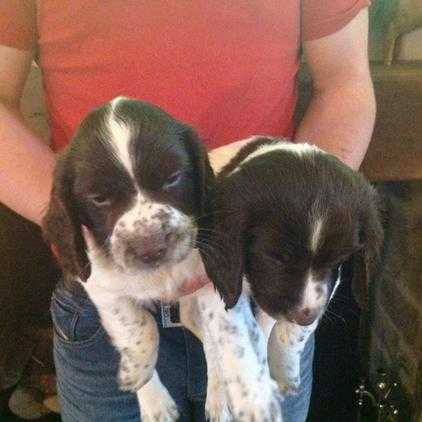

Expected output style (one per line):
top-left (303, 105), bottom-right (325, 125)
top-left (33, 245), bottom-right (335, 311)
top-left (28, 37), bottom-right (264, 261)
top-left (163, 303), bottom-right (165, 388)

top-left (53, 278), bottom-right (97, 314)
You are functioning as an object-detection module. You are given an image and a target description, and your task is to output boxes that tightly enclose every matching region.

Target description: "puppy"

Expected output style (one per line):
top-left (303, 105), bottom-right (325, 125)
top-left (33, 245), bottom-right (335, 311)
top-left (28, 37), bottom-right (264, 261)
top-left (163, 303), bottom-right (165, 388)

top-left (43, 99), bottom-right (282, 421)
top-left (202, 136), bottom-right (384, 394)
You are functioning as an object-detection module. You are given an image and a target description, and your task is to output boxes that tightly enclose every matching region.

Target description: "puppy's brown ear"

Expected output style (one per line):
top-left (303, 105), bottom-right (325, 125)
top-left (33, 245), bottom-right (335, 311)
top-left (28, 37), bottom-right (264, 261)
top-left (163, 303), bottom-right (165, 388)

top-left (181, 126), bottom-right (215, 217)
top-left (200, 214), bottom-right (245, 309)
top-left (199, 179), bottom-right (247, 309)
top-left (346, 184), bottom-right (384, 309)
top-left (42, 156), bottom-right (91, 281)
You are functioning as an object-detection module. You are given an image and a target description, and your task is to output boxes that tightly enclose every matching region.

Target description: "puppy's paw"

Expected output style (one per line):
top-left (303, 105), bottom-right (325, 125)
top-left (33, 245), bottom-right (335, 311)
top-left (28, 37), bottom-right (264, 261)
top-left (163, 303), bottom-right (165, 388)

top-left (138, 384), bottom-right (179, 422)
top-left (271, 356), bottom-right (301, 397)
top-left (205, 394), bottom-right (232, 422)
top-left (205, 366), bottom-right (232, 422)
top-left (140, 402), bottom-right (179, 422)
top-left (267, 319), bottom-right (308, 398)
top-left (277, 375), bottom-right (300, 396)
top-left (230, 378), bottom-right (283, 422)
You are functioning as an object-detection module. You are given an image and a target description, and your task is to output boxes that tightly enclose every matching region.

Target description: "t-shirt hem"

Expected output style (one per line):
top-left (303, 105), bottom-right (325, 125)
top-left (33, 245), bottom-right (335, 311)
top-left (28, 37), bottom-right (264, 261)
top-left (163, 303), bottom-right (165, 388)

top-left (303, 0), bottom-right (370, 41)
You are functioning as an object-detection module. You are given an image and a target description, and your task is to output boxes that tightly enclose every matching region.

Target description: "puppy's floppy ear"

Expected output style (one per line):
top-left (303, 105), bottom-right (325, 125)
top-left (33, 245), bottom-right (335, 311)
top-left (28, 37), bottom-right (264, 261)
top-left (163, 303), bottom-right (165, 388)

top-left (42, 155), bottom-right (91, 281)
top-left (343, 183), bottom-right (384, 309)
top-left (181, 128), bottom-right (245, 308)
top-left (200, 179), bottom-right (247, 309)
top-left (181, 126), bottom-right (215, 217)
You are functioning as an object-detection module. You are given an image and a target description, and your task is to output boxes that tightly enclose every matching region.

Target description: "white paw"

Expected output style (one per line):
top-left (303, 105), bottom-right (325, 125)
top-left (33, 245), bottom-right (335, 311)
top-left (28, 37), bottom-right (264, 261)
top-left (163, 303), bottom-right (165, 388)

top-left (140, 402), bottom-right (179, 422)
top-left (270, 353), bottom-right (301, 396)
top-left (205, 394), bottom-right (232, 422)
top-left (137, 383), bottom-right (179, 422)
top-left (269, 349), bottom-right (301, 396)
top-left (229, 377), bottom-right (283, 422)
top-left (270, 358), bottom-right (301, 397)
top-left (267, 319), bottom-right (307, 398)
top-left (205, 367), bottom-right (232, 422)
top-left (277, 373), bottom-right (300, 396)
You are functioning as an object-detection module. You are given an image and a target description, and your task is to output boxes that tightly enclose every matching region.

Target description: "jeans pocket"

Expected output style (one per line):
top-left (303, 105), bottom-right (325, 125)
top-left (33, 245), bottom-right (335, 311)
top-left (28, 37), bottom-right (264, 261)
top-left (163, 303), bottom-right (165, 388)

top-left (51, 296), bottom-right (105, 347)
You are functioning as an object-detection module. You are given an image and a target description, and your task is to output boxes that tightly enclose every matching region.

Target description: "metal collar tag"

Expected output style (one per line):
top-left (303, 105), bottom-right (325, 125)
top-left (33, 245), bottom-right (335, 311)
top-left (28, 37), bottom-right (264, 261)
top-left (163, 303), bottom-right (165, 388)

top-left (160, 302), bottom-right (183, 328)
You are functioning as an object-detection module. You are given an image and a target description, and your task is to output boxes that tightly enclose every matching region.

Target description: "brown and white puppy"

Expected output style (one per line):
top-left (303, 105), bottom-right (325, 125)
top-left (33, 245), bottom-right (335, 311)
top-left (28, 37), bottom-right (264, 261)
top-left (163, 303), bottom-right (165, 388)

top-left (202, 136), bottom-right (384, 393)
top-left (43, 99), bottom-right (282, 422)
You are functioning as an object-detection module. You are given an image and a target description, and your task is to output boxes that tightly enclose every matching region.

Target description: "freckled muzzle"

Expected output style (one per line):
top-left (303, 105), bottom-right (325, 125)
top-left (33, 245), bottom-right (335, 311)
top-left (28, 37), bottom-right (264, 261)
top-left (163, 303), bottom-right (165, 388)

top-left (110, 204), bottom-right (197, 272)
top-left (285, 306), bottom-right (322, 326)
top-left (253, 273), bottom-right (336, 327)
top-left (285, 271), bottom-right (339, 326)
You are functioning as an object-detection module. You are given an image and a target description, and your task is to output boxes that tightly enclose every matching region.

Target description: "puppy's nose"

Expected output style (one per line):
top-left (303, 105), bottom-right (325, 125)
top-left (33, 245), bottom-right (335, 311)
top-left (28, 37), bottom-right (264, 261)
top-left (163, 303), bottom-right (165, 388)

top-left (130, 235), bottom-right (167, 264)
top-left (287, 307), bottom-right (318, 326)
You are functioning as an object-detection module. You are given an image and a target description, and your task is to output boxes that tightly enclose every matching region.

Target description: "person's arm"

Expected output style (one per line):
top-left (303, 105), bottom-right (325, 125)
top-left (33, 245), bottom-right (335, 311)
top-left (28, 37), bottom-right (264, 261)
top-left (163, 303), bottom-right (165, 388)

top-left (0, 45), bottom-right (56, 226)
top-left (295, 8), bottom-right (376, 170)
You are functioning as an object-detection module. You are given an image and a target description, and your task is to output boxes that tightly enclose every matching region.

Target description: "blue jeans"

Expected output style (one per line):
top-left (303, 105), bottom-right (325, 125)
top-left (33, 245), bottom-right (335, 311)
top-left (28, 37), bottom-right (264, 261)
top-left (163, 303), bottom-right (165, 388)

top-left (51, 281), bottom-right (314, 421)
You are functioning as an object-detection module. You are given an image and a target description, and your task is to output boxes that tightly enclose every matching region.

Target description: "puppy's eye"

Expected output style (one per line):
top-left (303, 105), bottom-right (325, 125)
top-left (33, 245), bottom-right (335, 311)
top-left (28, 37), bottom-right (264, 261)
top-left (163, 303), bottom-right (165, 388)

top-left (162, 171), bottom-right (183, 190)
top-left (89, 194), bottom-right (111, 207)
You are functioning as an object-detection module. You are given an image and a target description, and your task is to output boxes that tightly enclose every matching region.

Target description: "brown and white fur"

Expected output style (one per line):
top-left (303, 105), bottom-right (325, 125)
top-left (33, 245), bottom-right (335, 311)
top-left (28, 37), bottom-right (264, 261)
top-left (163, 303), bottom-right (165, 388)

top-left (43, 98), bottom-right (282, 422)
top-left (202, 136), bottom-right (384, 395)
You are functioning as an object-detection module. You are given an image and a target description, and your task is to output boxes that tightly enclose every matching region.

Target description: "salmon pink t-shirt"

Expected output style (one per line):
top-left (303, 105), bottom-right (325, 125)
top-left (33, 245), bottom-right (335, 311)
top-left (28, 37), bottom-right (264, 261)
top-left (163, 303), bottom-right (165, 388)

top-left (1, 0), bottom-right (369, 151)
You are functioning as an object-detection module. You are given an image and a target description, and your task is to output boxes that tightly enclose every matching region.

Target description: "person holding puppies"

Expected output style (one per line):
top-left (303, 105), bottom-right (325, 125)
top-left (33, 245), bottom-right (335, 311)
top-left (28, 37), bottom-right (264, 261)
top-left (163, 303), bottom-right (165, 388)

top-left (0, 1), bottom-right (375, 421)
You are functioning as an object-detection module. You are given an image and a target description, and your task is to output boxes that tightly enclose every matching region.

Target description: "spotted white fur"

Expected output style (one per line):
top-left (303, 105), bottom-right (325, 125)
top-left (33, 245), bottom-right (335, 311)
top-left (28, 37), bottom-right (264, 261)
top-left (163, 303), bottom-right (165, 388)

top-left (110, 191), bottom-right (195, 274)
top-left (83, 236), bottom-right (283, 422)
top-left (194, 291), bottom-right (282, 421)
top-left (261, 270), bottom-right (340, 395)
top-left (300, 273), bottom-right (328, 315)
top-left (137, 373), bottom-right (179, 421)
top-left (268, 317), bottom-right (317, 395)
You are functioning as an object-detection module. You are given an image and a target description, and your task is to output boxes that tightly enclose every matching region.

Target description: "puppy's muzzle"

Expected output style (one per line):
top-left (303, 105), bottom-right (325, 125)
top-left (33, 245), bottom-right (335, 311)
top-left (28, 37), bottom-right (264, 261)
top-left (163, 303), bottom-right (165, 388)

top-left (126, 232), bottom-right (169, 265)
top-left (286, 307), bottom-right (320, 326)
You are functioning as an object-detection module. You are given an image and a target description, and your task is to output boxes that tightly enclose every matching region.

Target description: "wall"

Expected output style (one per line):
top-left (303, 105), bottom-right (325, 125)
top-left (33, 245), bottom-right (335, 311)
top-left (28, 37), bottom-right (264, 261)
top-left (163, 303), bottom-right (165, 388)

top-left (369, 0), bottom-right (422, 63)
top-left (398, 28), bottom-right (422, 61)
